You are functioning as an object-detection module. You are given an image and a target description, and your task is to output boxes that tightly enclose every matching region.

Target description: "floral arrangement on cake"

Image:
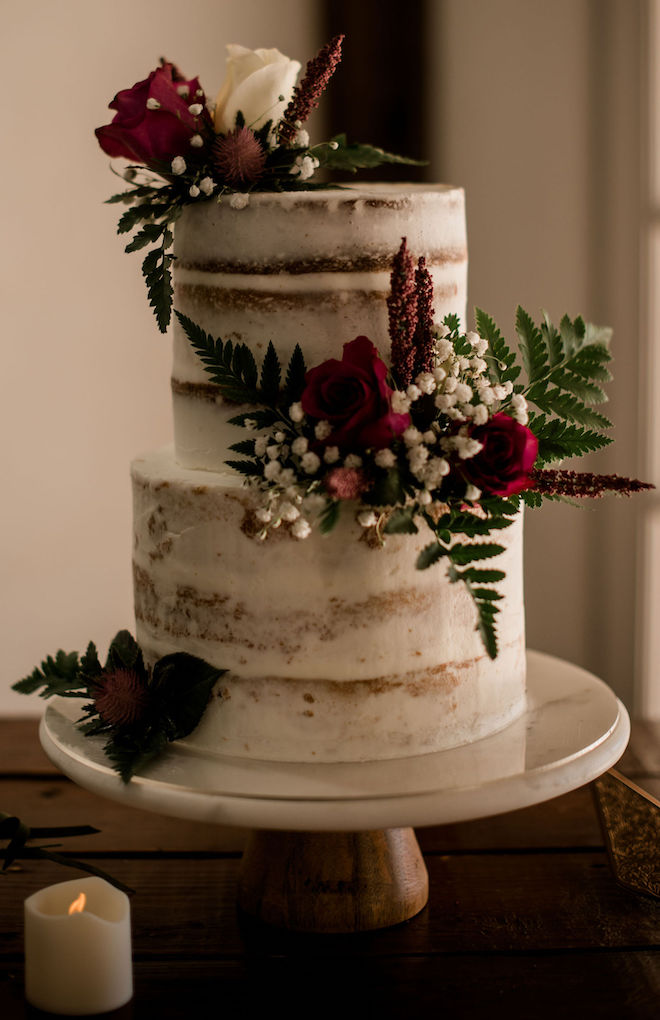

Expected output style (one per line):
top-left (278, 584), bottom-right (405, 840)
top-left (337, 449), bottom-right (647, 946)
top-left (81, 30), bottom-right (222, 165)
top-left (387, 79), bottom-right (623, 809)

top-left (14, 631), bottom-right (223, 782)
top-left (175, 236), bottom-right (651, 659)
top-left (96, 35), bottom-right (420, 331)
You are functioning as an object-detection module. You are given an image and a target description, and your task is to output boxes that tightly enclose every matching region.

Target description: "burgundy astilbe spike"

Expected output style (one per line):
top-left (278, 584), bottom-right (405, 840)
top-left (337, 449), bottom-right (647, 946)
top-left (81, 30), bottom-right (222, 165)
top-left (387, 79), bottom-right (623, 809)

top-left (388, 237), bottom-right (418, 387)
top-left (412, 255), bottom-right (435, 378)
top-left (279, 34), bottom-right (344, 145)
top-left (530, 469), bottom-right (654, 499)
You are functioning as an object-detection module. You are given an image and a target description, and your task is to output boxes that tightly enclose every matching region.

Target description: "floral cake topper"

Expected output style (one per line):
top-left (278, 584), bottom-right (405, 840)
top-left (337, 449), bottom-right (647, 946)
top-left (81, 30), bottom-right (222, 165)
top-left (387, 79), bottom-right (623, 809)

top-left (95, 35), bottom-right (422, 331)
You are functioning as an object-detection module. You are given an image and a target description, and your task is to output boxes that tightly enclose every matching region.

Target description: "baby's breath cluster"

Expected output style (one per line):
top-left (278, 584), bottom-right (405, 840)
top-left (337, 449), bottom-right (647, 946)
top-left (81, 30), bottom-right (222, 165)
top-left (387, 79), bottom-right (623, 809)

top-left (233, 315), bottom-right (534, 546)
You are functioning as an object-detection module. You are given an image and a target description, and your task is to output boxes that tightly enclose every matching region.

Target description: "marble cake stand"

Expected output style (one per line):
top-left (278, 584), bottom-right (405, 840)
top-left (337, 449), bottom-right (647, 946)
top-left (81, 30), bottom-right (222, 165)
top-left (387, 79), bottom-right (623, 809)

top-left (40, 650), bottom-right (629, 932)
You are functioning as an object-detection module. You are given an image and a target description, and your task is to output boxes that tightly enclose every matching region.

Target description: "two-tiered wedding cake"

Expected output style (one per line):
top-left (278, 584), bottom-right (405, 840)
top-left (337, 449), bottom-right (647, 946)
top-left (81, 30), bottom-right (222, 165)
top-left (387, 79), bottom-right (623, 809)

top-left (131, 184), bottom-right (527, 762)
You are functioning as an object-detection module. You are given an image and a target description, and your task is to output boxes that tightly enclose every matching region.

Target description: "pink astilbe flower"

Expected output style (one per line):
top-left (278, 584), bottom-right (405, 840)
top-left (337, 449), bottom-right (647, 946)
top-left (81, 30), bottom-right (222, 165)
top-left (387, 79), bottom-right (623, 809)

top-left (279, 34), bottom-right (344, 144)
top-left (324, 466), bottom-right (369, 501)
top-left (412, 256), bottom-right (435, 378)
top-left (94, 668), bottom-right (150, 727)
top-left (213, 126), bottom-right (266, 187)
top-left (530, 469), bottom-right (654, 499)
top-left (387, 237), bottom-right (418, 387)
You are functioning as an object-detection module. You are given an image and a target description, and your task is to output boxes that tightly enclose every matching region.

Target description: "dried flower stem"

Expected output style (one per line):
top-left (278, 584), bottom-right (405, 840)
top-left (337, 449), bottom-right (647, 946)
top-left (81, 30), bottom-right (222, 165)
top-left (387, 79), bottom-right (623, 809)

top-left (279, 34), bottom-right (344, 144)
top-left (413, 256), bottom-right (435, 377)
top-left (530, 469), bottom-right (654, 498)
top-left (388, 237), bottom-right (418, 387)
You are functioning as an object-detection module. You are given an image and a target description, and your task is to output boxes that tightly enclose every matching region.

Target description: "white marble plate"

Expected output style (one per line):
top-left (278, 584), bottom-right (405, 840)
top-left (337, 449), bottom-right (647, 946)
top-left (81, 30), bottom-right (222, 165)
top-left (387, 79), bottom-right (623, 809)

top-left (40, 650), bottom-right (629, 832)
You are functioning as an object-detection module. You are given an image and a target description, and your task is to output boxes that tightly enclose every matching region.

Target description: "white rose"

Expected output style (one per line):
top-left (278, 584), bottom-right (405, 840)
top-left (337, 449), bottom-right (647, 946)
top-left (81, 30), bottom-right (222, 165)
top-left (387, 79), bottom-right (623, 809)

top-left (214, 44), bottom-right (301, 134)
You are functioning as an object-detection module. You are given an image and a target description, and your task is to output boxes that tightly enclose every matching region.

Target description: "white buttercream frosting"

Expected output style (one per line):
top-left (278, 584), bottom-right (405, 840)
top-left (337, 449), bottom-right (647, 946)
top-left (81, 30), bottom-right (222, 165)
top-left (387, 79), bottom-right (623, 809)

top-left (171, 183), bottom-right (468, 473)
top-left (131, 447), bottom-right (526, 762)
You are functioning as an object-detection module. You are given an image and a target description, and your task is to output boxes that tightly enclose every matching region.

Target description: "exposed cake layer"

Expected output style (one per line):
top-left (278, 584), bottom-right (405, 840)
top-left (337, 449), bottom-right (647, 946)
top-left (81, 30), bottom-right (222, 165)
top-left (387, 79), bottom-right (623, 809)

top-left (131, 447), bottom-right (526, 762)
top-left (172, 184), bottom-right (467, 472)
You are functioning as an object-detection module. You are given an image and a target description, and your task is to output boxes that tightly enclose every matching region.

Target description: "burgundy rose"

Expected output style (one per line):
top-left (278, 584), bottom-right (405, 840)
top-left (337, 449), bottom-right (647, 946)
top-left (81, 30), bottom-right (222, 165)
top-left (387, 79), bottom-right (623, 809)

top-left (95, 61), bottom-right (211, 165)
top-left (463, 413), bottom-right (538, 497)
top-left (301, 336), bottom-right (410, 450)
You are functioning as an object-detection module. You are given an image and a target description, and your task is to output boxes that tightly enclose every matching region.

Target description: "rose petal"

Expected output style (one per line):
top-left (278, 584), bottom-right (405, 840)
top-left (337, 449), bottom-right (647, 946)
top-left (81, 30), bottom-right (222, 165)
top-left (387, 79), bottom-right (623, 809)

top-left (215, 59), bottom-right (300, 132)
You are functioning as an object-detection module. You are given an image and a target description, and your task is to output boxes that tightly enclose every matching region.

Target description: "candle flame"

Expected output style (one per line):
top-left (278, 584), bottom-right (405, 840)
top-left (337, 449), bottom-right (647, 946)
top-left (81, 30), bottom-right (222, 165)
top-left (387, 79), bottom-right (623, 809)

top-left (68, 892), bottom-right (86, 915)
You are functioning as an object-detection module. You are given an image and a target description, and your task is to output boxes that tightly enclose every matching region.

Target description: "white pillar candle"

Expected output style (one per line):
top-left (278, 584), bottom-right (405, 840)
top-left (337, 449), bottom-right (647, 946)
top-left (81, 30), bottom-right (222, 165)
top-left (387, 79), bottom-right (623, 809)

top-left (24, 875), bottom-right (133, 1015)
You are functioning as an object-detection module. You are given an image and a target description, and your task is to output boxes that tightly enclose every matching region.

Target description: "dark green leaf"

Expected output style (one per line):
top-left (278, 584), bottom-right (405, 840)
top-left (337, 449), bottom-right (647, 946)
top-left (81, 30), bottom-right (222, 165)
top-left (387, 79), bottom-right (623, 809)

top-left (224, 459), bottom-right (264, 477)
top-left (319, 499), bottom-right (341, 535)
top-left (150, 652), bottom-right (223, 739)
top-left (318, 135), bottom-right (427, 173)
top-left (104, 728), bottom-right (170, 784)
top-left (105, 631), bottom-right (145, 674)
top-left (383, 507), bottom-right (419, 534)
top-left (541, 311), bottom-right (564, 367)
top-left (364, 466), bottom-right (405, 507)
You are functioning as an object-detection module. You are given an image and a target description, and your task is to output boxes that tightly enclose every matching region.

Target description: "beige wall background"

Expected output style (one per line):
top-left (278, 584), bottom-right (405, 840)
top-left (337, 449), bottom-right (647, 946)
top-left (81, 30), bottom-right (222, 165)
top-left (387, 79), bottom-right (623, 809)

top-left (431, 0), bottom-right (647, 710)
top-left (1, 0), bottom-right (650, 717)
top-left (1, 0), bottom-right (318, 715)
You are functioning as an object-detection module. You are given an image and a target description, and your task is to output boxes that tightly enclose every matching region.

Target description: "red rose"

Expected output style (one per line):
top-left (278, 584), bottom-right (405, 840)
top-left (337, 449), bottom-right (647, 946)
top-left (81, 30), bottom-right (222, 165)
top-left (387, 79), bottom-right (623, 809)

top-left (95, 61), bottom-right (211, 165)
top-left (301, 336), bottom-right (410, 450)
top-left (463, 413), bottom-right (538, 497)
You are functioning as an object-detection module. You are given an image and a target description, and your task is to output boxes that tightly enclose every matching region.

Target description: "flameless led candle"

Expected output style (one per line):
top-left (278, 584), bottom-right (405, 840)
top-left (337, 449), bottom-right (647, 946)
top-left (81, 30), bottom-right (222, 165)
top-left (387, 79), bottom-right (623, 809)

top-left (24, 875), bottom-right (132, 1015)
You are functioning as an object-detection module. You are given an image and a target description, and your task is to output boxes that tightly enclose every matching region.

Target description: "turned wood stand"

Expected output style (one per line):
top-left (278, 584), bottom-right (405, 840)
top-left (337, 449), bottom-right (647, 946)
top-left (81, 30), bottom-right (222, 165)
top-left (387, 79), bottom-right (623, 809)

top-left (237, 827), bottom-right (428, 932)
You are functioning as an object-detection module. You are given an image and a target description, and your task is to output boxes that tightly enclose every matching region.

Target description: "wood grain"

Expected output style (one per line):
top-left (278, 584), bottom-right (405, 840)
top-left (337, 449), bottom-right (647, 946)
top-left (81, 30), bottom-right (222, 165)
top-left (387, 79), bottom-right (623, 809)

top-left (237, 827), bottom-right (429, 932)
top-left (2, 716), bottom-right (660, 1016)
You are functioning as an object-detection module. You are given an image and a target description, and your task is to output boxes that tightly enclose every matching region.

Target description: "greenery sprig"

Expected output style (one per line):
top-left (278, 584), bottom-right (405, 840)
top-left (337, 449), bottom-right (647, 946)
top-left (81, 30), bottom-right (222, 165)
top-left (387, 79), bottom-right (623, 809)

top-left (13, 631), bottom-right (223, 782)
top-left (107, 178), bottom-right (182, 333)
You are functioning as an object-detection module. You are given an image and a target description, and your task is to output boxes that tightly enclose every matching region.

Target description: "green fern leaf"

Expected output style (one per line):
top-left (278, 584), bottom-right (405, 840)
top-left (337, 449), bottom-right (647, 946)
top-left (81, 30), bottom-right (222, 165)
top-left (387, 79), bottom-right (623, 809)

top-left (13, 650), bottom-right (83, 697)
top-left (143, 248), bottom-right (174, 334)
top-left (541, 312), bottom-right (564, 367)
top-left (285, 345), bottom-right (307, 403)
top-left (475, 307), bottom-right (520, 386)
top-left (228, 439), bottom-right (257, 457)
top-left (260, 342), bottom-right (281, 403)
top-left (526, 387), bottom-right (612, 430)
top-left (224, 460), bottom-right (263, 477)
top-left (458, 567), bottom-right (506, 583)
top-left (548, 369), bottom-right (608, 405)
top-left (516, 306), bottom-right (547, 383)
top-left (228, 409), bottom-right (282, 429)
top-left (447, 542), bottom-right (506, 565)
top-left (520, 489), bottom-right (544, 508)
top-left (529, 413), bottom-right (613, 465)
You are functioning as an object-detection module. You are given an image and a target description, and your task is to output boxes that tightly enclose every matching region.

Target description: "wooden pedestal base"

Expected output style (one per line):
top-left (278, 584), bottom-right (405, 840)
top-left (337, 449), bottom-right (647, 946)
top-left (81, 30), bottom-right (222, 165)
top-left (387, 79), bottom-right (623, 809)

top-left (237, 827), bottom-right (429, 933)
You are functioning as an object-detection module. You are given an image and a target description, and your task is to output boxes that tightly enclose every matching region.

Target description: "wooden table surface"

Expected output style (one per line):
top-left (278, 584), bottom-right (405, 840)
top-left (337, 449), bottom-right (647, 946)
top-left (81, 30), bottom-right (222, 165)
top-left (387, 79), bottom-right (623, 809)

top-left (2, 717), bottom-right (660, 1018)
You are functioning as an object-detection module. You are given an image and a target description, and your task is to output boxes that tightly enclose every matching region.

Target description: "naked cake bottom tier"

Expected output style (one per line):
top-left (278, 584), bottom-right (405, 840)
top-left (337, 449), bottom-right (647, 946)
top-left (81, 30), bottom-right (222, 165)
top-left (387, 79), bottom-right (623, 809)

top-left (131, 447), bottom-right (527, 762)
